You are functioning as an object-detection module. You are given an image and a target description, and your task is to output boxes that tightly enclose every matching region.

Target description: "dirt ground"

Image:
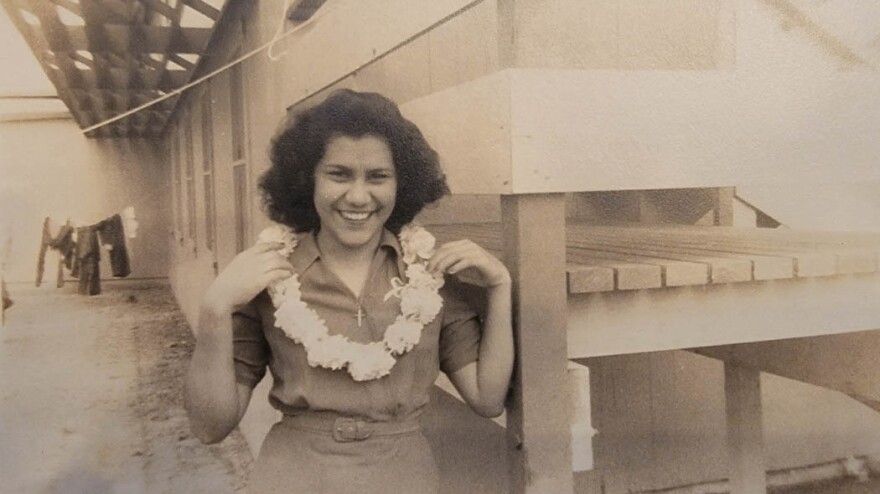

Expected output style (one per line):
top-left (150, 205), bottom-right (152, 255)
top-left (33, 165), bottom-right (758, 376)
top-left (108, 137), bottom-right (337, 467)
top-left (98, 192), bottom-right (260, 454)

top-left (0, 280), bottom-right (251, 493)
top-left (4, 279), bottom-right (880, 494)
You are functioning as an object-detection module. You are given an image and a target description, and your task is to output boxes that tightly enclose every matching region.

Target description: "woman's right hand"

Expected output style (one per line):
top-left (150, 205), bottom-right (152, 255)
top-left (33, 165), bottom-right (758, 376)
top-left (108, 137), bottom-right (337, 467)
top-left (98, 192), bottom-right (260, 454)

top-left (202, 242), bottom-right (294, 315)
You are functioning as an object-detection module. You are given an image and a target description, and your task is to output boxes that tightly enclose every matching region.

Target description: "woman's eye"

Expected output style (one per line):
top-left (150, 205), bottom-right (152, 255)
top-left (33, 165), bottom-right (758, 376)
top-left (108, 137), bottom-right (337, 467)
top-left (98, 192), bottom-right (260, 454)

top-left (368, 172), bottom-right (393, 182)
top-left (326, 170), bottom-right (350, 180)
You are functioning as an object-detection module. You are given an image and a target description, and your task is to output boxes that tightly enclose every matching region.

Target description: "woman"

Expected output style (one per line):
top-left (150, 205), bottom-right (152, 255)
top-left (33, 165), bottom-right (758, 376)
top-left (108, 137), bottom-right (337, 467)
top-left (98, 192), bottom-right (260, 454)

top-left (185, 89), bottom-right (513, 493)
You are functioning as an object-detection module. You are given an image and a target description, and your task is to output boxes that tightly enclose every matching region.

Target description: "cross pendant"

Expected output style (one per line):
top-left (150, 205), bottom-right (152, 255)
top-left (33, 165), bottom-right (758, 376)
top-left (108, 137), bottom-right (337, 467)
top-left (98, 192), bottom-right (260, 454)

top-left (357, 305), bottom-right (363, 328)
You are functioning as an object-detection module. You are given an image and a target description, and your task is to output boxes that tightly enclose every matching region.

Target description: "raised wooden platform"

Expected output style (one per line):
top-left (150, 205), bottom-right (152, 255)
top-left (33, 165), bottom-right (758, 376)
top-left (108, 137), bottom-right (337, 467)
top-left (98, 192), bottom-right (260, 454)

top-left (431, 223), bottom-right (880, 293)
top-left (432, 222), bottom-right (880, 358)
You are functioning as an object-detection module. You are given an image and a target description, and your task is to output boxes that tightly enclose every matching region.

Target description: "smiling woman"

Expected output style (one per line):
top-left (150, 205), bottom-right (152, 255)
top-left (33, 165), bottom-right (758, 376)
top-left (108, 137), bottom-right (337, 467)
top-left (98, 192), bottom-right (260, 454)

top-left (185, 89), bottom-right (514, 494)
top-left (312, 135), bottom-right (398, 254)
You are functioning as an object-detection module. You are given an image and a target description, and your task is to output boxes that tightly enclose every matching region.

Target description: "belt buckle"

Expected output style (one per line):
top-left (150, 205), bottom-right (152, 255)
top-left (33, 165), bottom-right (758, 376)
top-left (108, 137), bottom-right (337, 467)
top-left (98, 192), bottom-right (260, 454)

top-left (332, 417), bottom-right (372, 442)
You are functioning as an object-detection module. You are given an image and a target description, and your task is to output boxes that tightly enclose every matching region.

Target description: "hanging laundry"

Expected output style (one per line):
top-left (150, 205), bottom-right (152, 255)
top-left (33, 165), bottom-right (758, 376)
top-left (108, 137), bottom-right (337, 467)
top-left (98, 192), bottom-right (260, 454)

top-left (1, 277), bottom-right (11, 326)
top-left (35, 217), bottom-right (51, 287)
top-left (75, 226), bottom-right (101, 296)
top-left (49, 221), bottom-right (76, 288)
top-left (96, 214), bottom-right (131, 278)
top-left (121, 206), bottom-right (138, 239)
top-left (50, 222), bottom-right (76, 271)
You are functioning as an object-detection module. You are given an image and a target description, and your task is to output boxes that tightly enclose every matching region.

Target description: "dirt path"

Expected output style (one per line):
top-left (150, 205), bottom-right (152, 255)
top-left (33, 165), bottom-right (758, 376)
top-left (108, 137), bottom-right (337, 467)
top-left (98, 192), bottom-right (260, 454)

top-left (0, 280), bottom-right (251, 493)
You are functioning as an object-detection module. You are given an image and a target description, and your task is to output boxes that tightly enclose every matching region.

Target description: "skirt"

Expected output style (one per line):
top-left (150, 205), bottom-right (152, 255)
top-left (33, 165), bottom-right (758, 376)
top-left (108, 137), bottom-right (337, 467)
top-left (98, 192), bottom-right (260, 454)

top-left (249, 412), bottom-right (440, 494)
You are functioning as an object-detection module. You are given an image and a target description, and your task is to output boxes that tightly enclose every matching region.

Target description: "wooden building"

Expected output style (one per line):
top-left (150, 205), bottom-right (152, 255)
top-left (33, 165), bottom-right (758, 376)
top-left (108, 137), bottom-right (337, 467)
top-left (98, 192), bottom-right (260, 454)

top-left (4, 0), bottom-right (880, 492)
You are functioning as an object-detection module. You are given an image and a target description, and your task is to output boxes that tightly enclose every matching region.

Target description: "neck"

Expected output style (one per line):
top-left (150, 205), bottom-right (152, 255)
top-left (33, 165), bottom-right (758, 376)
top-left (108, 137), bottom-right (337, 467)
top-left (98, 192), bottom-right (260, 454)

top-left (315, 230), bottom-right (382, 269)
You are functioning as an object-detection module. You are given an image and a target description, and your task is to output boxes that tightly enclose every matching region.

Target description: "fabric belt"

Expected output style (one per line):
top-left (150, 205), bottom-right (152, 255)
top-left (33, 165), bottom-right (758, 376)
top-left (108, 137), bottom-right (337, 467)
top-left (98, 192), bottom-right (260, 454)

top-left (283, 412), bottom-right (421, 443)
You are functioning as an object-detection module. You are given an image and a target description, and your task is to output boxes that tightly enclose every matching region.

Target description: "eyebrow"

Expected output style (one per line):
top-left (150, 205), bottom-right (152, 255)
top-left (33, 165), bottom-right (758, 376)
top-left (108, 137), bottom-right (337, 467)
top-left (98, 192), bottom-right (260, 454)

top-left (319, 163), bottom-right (395, 171)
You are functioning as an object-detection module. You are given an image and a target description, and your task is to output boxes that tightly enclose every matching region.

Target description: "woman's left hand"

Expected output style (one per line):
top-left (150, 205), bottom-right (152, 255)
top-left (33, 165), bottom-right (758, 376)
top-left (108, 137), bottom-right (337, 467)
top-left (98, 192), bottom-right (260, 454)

top-left (427, 240), bottom-right (511, 288)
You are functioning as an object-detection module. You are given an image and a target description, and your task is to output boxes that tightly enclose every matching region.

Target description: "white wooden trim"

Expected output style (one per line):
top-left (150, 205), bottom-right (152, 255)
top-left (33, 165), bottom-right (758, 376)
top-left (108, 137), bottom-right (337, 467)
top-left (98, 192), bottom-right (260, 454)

top-left (402, 68), bottom-right (880, 194)
top-left (568, 272), bottom-right (880, 358)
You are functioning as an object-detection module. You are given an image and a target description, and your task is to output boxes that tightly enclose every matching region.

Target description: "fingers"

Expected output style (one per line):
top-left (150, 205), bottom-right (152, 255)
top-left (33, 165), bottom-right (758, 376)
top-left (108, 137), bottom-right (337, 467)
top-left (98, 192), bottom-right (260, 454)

top-left (250, 241), bottom-right (286, 254)
top-left (427, 240), bottom-right (485, 275)
top-left (259, 268), bottom-right (295, 286)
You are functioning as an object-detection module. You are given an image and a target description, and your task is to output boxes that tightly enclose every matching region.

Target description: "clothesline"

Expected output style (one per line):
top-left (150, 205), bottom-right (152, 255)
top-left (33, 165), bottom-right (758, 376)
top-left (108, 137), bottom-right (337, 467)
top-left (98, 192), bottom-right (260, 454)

top-left (81, 0), bottom-right (488, 134)
top-left (36, 208), bottom-right (137, 296)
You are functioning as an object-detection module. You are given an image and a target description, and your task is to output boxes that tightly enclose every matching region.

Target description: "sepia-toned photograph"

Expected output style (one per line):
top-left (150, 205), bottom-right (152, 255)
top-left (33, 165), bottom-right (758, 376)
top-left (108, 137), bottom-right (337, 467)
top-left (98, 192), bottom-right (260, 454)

top-left (1, 0), bottom-right (879, 493)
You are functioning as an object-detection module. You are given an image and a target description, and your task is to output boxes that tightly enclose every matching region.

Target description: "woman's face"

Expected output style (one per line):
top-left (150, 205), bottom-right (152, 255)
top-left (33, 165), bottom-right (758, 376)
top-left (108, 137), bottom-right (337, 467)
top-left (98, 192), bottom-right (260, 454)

top-left (313, 134), bottom-right (397, 252)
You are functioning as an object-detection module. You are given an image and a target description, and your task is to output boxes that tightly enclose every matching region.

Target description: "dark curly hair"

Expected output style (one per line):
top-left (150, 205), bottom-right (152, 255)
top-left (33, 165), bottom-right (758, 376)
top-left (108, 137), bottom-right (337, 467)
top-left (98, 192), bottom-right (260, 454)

top-left (260, 89), bottom-right (450, 234)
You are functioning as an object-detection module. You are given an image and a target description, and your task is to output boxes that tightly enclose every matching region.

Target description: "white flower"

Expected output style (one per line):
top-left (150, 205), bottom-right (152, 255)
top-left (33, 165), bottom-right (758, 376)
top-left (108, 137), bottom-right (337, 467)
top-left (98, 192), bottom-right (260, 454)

top-left (257, 224), bottom-right (297, 257)
top-left (400, 286), bottom-right (443, 324)
top-left (384, 318), bottom-right (423, 354)
top-left (405, 263), bottom-right (444, 290)
top-left (255, 223), bottom-right (442, 382)
top-left (268, 274), bottom-right (301, 307)
top-left (307, 335), bottom-right (353, 370)
top-left (348, 342), bottom-right (396, 381)
top-left (399, 225), bottom-right (436, 264)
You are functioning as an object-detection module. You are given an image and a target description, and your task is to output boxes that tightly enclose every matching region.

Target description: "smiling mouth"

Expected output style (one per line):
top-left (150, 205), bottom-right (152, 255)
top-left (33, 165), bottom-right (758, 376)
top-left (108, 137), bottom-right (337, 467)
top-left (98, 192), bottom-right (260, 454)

top-left (338, 211), bottom-right (374, 221)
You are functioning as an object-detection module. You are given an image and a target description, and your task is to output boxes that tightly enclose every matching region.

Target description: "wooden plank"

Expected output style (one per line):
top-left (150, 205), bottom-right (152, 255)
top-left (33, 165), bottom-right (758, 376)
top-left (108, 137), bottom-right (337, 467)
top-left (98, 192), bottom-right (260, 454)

top-left (566, 263), bottom-right (615, 294)
top-left (567, 272), bottom-right (880, 358)
top-left (725, 364), bottom-right (767, 494)
top-left (433, 225), bottom-right (614, 293)
top-left (183, 0), bottom-right (220, 21)
top-left (434, 224), bottom-right (661, 290)
top-left (567, 255), bottom-right (661, 291)
top-left (574, 226), bottom-right (828, 279)
top-left (502, 194), bottom-right (573, 494)
top-left (644, 225), bottom-right (880, 275)
top-left (568, 246), bottom-right (711, 287)
top-left (567, 229), bottom-right (754, 284)
top-left (573, 232), bottom-right (789, 282)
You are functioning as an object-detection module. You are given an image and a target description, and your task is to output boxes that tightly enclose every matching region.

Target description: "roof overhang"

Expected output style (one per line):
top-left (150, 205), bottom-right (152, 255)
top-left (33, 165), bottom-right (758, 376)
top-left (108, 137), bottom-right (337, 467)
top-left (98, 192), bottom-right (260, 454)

top-left (0, 0), bottom-right (228, 138)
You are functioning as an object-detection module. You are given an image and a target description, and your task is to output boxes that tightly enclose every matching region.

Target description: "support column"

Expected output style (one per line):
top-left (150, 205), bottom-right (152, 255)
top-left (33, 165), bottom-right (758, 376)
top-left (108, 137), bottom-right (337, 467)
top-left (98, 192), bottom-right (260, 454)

top-left (725, 363), bottom-right (767, 494)
top-left (502, 193), bottom-right (573, 494)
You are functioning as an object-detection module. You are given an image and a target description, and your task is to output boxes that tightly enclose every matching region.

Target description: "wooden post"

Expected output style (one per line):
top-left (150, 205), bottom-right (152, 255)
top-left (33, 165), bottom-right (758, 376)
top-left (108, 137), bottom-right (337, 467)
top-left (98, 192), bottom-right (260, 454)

top-left (725, 363), bottom-right (767, 494)
top-left (715, 187), bottom-right (735, 226)
top-left (502, 193), bottom-right (573, 494)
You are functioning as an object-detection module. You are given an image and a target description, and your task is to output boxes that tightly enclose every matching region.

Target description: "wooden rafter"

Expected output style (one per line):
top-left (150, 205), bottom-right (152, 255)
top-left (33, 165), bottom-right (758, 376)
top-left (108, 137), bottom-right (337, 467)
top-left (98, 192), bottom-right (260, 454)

top-left (183, 0), bottom-right (220, 21)
top-left (0, 0), bottom-right (227, 138)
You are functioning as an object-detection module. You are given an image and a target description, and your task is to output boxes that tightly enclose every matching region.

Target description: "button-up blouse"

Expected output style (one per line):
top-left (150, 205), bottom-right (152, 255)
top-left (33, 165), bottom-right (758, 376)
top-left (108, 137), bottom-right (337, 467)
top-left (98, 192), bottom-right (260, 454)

top-left (232, 229), bottom-right (482, 422)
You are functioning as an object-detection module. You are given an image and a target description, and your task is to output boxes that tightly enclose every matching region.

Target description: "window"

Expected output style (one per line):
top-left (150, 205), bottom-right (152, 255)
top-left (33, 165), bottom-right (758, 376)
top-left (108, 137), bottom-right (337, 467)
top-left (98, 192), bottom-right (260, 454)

top-left (184, 111), bottom-right (197, 245)
top-left (230, 61), bottom-right (245, 161)
top-left (230, 54), bottom-right (249, 254)
top-left (171, 126), bottom-right (184, 242)
top-left (233, 164), bottom-right (248, 253)
top-left (201, 87), bottom-right (217, 252)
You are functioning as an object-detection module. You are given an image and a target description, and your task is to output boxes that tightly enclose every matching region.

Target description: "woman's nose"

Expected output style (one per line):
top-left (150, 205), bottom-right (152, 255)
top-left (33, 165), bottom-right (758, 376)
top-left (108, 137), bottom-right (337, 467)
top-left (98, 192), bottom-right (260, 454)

top-left (344, 179), bottom-right (370, 205)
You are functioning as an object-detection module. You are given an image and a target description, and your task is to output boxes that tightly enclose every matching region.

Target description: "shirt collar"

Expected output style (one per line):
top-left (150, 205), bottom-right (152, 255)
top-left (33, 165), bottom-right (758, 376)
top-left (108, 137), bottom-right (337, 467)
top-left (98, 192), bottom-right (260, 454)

top-left (291, 229), bottom-right (403, 273)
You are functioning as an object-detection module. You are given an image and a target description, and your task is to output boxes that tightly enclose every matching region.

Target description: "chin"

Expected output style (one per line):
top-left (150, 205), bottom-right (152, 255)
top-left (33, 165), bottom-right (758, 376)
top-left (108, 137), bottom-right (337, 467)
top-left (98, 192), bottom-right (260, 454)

top-left (336, 230), bottom-right (381, 250)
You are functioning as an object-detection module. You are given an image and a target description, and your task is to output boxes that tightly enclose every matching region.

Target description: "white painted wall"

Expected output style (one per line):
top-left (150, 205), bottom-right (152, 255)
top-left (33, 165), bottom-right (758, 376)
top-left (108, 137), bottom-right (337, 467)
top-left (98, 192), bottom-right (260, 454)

top-left (0, 119), bottom-right (169, 284)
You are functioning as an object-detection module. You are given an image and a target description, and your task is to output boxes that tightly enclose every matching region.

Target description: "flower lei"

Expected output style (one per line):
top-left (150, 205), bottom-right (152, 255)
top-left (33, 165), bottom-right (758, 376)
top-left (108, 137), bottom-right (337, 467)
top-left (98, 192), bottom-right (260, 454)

top-left (256, 224), bottom-right (445, 381)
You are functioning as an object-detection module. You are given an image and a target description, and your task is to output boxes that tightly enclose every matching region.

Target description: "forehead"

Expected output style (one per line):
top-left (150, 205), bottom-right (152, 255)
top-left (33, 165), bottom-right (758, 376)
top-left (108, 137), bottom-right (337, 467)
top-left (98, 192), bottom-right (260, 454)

top-left (320, 134), bottom-right (394, 168)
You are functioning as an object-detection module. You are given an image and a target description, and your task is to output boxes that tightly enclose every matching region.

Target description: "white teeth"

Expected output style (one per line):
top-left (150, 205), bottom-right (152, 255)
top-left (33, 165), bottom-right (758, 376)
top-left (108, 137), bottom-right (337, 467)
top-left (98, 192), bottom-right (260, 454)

top-left (340, 211), bottom-right (371, 221)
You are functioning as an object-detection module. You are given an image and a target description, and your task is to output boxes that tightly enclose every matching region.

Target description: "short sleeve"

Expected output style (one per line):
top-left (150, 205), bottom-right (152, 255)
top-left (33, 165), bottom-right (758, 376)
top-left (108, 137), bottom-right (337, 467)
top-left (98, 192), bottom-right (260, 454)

top-left (438, 278), bottom-right (483, 375)
top-left (232, 298), bottom-right (269, 388)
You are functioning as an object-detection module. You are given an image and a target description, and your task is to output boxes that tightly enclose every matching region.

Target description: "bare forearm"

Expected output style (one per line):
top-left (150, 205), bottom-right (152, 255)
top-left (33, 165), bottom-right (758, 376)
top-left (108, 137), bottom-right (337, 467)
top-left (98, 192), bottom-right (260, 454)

top-left (474, 282), bottom-right (514, 415)
top-left (184, 304), bottom-right (244, 443)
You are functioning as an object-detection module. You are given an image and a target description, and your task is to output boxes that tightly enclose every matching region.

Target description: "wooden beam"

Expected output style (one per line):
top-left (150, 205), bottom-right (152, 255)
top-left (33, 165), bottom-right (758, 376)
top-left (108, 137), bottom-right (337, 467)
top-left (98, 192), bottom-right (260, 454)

top-left (136, 0), bottom-right (176, 21)
top-left (168, 53), bottom-right (195, 71)
top-left (287, 0), bottom-right (328, 21)
top-left (51, 0), bottom-right (82, 17)
top-left (725, 364), bottom-right (766, 494)
top-left (568, 272), bottom-right (880, 358)
top-left (502, 194), bottom-right (573, 494)
top-left (183, 0), bottom-right (219, 21)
